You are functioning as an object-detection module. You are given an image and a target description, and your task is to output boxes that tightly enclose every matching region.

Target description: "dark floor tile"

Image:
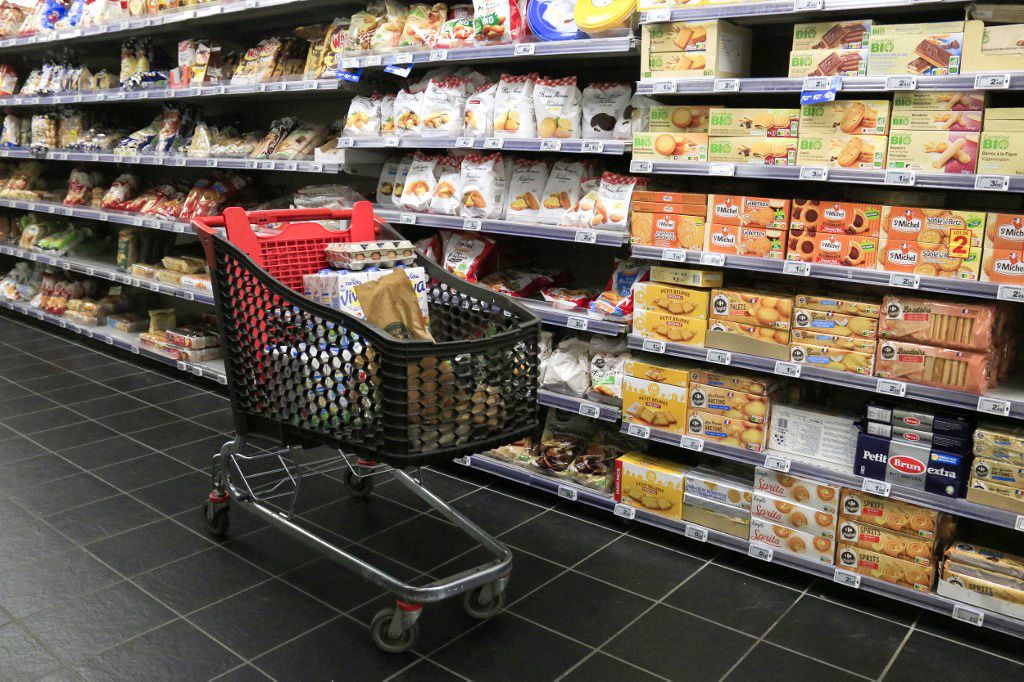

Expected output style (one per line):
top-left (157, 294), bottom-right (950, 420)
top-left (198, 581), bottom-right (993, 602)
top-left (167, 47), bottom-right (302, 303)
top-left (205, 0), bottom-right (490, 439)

top-left (3, 362), bottom-right (65, 382)
top-left (103, 372), bottom-right (174, 393)
top-left (96, 406), bottom-right (180, 434)
top-left (92, 453), bottom-right (192, 492)
top-left (605, 605), bottom-right (754, 681)
top-left (76, 363), bottom-right (143, 382)
top-left (8, 472), bottom-right (118, 516)
top-left (31, 422), bottom-right (120, 452)
top-left (431, 613), bottom-right (590, 681)
top-left (74, 619), bottom-right (241, 681)
top-left (0, 548), bottom-right (120, 619)
top-left (885, 630), bottom-right (1024, 680)
top-left (192, 409), bottom-right (235, 434)
top-left (915, 610), bottom-right (1024, 664)
top-left (0, 383), bottom-right (34, 401)
top-left (87, 518), bottom-right (212, 577)
top-left (129, 381), bottom-right (206, 405)
top-left (0, 516), bottom-right (75, 571)
top-left (0, 622), bottom-right (62, 679)
top-left (161, 435), bottom-right (230, 471)
top-left (0, 422), bottom-right (20, 441)
top-left (51, 353), bottom-right (119, 371)
top-left (133, 548), bottom-right (269, 615)
top-left (68, 395), bottom-right (147, 421)
top-left (443, 487), bottom-right (546, 535)
top-left (45, 494), bottom-right (161, 545)
top-left (254, 616), bottom-right (414, 679)
top-left (0, 394), bottom-right (58, 419)
top-left (131, 471), bottom-right (211, 516)
top-left (58, 436), bottom-right (156, 471)
top-left (45, 381), bottom-right (117, 404)
top-left (500, 511), bottom-right (619, 567)
top-left (513, 571), bottom-right (652, 647)
top-left (433, 545), bottom-right (562, 607)
top-left (766, 597), bottom-right (907, 677)
top-left (158, 393), bottom-right (230, 418)
top-left (808, 579), bottom-right (921, 626)
top-left (389, 659), bottom-right (463, 681)
top-left (0, 435), bottom-right (49, 465)
top-left (374, 469), bottom-right (480, 513)
top-left (222, 525), bottom-right (326, 576)
top-left (281, 550), bottom-right (418, 614)
top-left (171, 502), bottom-right (268, 542)
top-left (577, 535), bottom-right (704, 601)
top-left (130, 420), bottom-right (220, 452)
top-left (22, 373), bottom-right (95, 396)
top-left (43, 343), bottom-right (99, 360)
top-left (712, 549), bottom-right (816, 591)
top-left (559, 652), bottom-right (662, 681)
top-left (23, 581), bottom-right (175, 662)
top-left (304, 495), bottom-right (417, 543)
top-left (36, 665), bottom-right (83, 681)
top-left (725, 643), bottom-right (862, 681)
top-left (3, 406), bottom-right (88, 434)
top-left (190, 579), bottom-right (335, 659)
top-left (0, 454), bottom-right (82, 492)
top-left (0, 351), bottom-right (34, 370)
top-left (362, 515), bottom-right (480, 574)
top-left (212, 664), bottom-right (273, 681)
top-left (666, 564), bottom-right (801, 637)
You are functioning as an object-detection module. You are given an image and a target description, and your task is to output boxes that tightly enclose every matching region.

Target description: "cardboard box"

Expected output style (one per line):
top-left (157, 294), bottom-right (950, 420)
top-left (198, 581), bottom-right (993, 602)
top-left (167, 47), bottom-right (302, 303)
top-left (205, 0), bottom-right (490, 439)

top-left (623, 356), bottom-right (693, 388)
top-left (982, 108), bottom-right (1024, 132)
top-left (641, 20), bottom-right (752, 79)
top-left (687, 408), bottom-right (767, 451)
top-left (972, 457), bottom-right (1024, 491)
top-left (864, 421), bottom-right (970, 454)
top-left (788, 48), bottom-right (868, 77)
top-left (706, 195), bottom-right (790, 230)
top-left (876, 235), bottom-right (981, 281)
top-left (767, 403), bottom-right (860, 467)
top-left (881, 206), bottom-right (985, 245)
top-left (710, 289), bottom-right (793, 329)
top-left (682, 492), bottom-right (750, 539)
top-left (875, 340), bottom-right (991, 394)
top-left (622, 375), bottom-right (688, 434)
top-left (650, 266), bottom-right (723, 288)
top-left (644, 20), bottom-right (724, 53)
top-left (796, 133), bottom-right (887, 169)
top-left (864, 400), bottom-right (975, 436)
top-left (886, 130), bottom-right (979, 174)
top-left (790, 341), bottom-right (875, 375)
top-left (750, 517), bottom-right (835, 565)
top-left (688, 369), bottom-right (781, 397)
top-left (705, 329), bottom-right (792, 362)
top-left (836, 542), bottom-right (935, 591)
top-left (974, 423), bottom-right (1024, 462)
top-left (632, 308), bottom-right (708, 345)
top-left (798, 101), bottom-right (891, 136)
top-left (792, 20), bottom-right (872, 50)
top-left (867, 22), bottom-right (964, 76)
top-left (837, 518), bottom-right (940, 566)
top-left (890, 110), bottom-right (983, 132)
top-left (792, 307), bottom-right (878, 339)
top-left (892, 91), bottom-right (985, 111)
top-left (708, 319), bottom-right (790, 346)
top-left (854, 431), bottom-right (969, 498)
top-left (790, 329), bottom-right (877, 353)
top-left (634, 190), bottom-right (708, 205)
top-left (633, 202), bottom-right (708, 216)
top-left (986, 213), bottom-right (1024, 252)
top-left (839, 488), bottom-right (945, 539)
top-left (614, 452), bottom-right (689, 520)
top-left (631, 212), bottom-right (706, 249)
top-left (704, 222), bottom-right (786, 259)
top-left (793, 293), bottom-right (881, 318)
top-left (939, 562), bottom-right (1024, 621)
top-left (754, 467), bottom-right (841, 515)
top-left (786, 232), bottom-right (878, 268)
top-left (688, 381), bottom-right (774, 423)
top-left (647, 106), bottom-right (711, 134)
top-left (634, 281), bottom-right (711, 319)
top-left (752, 492), bottom-right (837, 540)
top-left (708, 136), bottom-right (797, 165)
top-left (967, 480), bottom-right (1024, 513)
top-left (978, 132), bottom-right (1024, 175)
top-left (707, 108), bottom-right (800, 138)
top-left (962, 20), bottom-right (1024, 74)
top-left (633, 132), bottom-right (709, 162)
top-left (877, 294), bottom-right (1000, 352)
top-left (685, 467), bottom-right (753, 510)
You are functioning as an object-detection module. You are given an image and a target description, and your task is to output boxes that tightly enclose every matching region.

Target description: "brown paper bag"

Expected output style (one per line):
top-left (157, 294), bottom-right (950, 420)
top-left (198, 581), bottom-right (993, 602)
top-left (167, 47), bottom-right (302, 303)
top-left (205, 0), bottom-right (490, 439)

top-left (354, 270), bottom-right (434, 341)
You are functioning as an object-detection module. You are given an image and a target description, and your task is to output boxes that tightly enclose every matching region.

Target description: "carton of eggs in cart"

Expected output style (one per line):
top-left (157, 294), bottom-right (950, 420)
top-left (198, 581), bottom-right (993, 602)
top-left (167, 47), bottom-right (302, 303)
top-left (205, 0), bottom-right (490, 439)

top-left (325, 240), bottom-right (416, 271)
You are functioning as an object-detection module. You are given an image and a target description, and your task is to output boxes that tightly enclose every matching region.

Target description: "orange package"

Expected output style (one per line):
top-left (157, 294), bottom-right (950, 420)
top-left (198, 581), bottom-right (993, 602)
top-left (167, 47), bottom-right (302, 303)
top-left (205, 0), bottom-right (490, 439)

top-left (706, 195), bottom-right (790, 231)
top-left (985, 212), bottom-right (1024, 251)
top-left (705, 222), bottom-right (786, 259)
top-left (876, 235), bottom-right (981, 280)
top-left (878, 294), bottom-right (999, 352)
top-left (633, 201), bottom-right (708, 216)
top-left (875, 340), bottom-right (993, 394)
top-left (981, 248), bottom-right (1024, 284)
top-left (631, 212), bottom-right (705, 249)
top-left (634, 191), bottom-right (707, 205)
top-left (786, 231), bottom-right (877, 268)
top-left (790, 199), bottom-right (883, 236)
top-left (710, 289), bottom-right (793, 329)
top-left (881, 206), bottom-right (985, 246)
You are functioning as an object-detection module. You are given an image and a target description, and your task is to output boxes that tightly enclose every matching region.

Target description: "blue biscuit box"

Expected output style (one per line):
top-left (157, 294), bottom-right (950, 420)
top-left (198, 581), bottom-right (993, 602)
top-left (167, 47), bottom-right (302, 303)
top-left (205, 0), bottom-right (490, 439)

top-left (855, 431), bottom-right (969, 498)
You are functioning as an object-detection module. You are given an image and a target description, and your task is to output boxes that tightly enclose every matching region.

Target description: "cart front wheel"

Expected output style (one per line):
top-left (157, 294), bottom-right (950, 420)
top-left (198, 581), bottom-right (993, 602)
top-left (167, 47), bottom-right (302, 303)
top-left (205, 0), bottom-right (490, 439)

top-left (370, 608), bottom-right (418, 653)
top-left (201, 499), bottom-right (230, 538)
top-left (343, 470), bottom-right (374, 498)
top-left (462, 583), bottom-right (507, 620)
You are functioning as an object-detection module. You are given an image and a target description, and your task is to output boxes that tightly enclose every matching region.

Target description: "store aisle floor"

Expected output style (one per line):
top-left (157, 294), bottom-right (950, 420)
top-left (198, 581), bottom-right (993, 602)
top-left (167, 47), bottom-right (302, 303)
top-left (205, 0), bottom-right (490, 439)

top-left (0, 315), bottom-right (1022, 682)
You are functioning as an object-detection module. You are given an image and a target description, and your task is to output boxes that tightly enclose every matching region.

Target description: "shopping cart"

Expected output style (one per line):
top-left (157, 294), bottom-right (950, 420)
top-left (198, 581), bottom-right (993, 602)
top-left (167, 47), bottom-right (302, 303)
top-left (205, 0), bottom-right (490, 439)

top-left (192, 203), bottom-right (539, 652)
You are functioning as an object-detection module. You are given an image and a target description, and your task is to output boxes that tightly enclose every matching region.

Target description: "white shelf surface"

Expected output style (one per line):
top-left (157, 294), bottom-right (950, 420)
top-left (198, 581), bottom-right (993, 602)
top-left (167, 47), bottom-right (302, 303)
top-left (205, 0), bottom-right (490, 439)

top-left (0, 148), bottom-right (338, 173)
top-left (340, 137), bottom-right (629, 155)
top-left (0, 197), bottom-right (191, 234)
top-left (637, 72), bottom-right (1024, 94)
top-left (639, 0), bottom-right (968, 22)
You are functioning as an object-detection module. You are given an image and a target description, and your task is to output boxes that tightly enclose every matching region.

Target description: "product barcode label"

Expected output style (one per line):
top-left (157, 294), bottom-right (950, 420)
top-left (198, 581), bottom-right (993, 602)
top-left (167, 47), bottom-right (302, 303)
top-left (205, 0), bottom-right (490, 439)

top-left (833, 569), bottom-right (861, 589)
top-left (974, 175), bottom-right (1010, 191)
top-left (977, 396), bottom-right (1011, 417)
top-left (885, 75), bottom-right (917, 90)
top-left (715, 79), bottom-right (740, 92)
top-left (429, 49), bottom-right (447, 62)
top-left (889, 273), bottom-right (920, 289)
top-left (399, 213), bottom-right (416, 224)
top-left (574, 230), bottom-right (597, 244)
top-left (540, 139), bottom-right (561, 151)
top-left (578, 402), bottom-right (601, 419)
top-left (684, 524), bottom-right (709, 542)
top-left (653, 80), bottom-right (676, 94)
top-left (798, 166), bottom-right (828, 182)
top-left (581, 140), bottom-right (604, 154)
top-left (627, 423), bottom-right (651, 439)
top-left (642, 338), bottom-right (666, 354)
top-left (861, 478), bottom-right (892, 497)
top-left (453, 456), bottom-right (471, 466)
top-left (876, 378), bottom-right (907, 397)
top-left (392, 53), bottom-right (412, 64)
top-left (974, 73), bottom-right (1010, 89)
top-left (763, 454), bottom-right (791, 473)
top-left (455, 137), bottom-right (475, 148)
top-left (566, 315), bottom-right (589, 331)
top-left (952, 604), bottom-right (985, 626)
top-left (706, 349), bottom-right (731, 365)
top-left (513, 43), bottom-right (536, 56)
top-left (782, 261), bottom-right (811, 276)
top-left (885, 169), bottom-right (916, 186)
top-left (748, 544), bottom-right (773, 562)
top-left (613, 503), bottom-right (636, 520)
top-left (774, 361), bottom-right (801, 378)
top-left (802, 77), bottom-right (833, 92)
top-left (484, 137), bottom-right (503, 149)
top-left (663, 249), bottom-right (686, 263)
top-left (557, 485), bottom-right (577, 501)
top-left (699, 252), bottom-right (725, 267)
top-left (680, 435), bottom-right (704, 452)
top-left (629, 160), bottom-right (653, 173)
top-left (463, 219), bottom-right (482, 231)
top-left (708, 162), bottom-right (735, 176)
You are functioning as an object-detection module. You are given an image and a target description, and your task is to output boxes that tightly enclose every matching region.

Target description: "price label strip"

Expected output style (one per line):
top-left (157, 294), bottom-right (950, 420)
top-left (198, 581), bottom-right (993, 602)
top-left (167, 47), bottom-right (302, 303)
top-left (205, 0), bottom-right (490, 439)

top-left (861, 478), bottom-right (891, 497)
top-left (684, 524), bottom-right (708, 542)
top-left (833, 569), bottom-right (861, 589)
top-left (748, 543), bottom-right (774, 563)
top-left (613, 503), bottom-right (636, 520)
top-left (952, 604), bottom-right (985, 627)
top-left (763, 454), bottom-right (791, 473)
top-left (557, 485), bottom-right (577, 502)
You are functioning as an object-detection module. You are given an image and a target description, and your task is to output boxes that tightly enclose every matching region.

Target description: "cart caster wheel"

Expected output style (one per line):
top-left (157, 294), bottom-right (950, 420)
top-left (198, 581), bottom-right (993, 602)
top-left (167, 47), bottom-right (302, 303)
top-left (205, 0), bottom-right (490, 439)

top-left (462, 583), bottom-right (507, 620)
top-left (370, 608), bottom-right (419, 654)
top-left (201, 499), bottom-right (230, 538)
top-left (343, 469), bottom-right (374, 498)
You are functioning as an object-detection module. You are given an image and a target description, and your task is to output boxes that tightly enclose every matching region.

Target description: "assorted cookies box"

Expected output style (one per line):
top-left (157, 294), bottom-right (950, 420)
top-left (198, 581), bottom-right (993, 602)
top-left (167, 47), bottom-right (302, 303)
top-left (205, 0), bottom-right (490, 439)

top-left (788, 48), bottom-right (868, 77)
top-left (792, 20), bottom-right (872, 50)
top-left (641, 20), bottom-right (753, 79)
top-left (754, 468), bottom-right (841, 515)
top-left (622, 373), bottom-right (689, 435)
top-left (751, 492), bottom-right (838, 540)
top-left (708, 137), bottom-right (797, 165)
top-left (634, 281), bottom-right (711, 318)
top-left (632, 308), bottom-right (708, 345)
top-left (790, 199), bottom-right (884, 237)
top-left (886, 130), bottom-right (980, 174)
top-left (796, 133), bottom-right (888, 169)
top-left (632, 132), bottom-right (709, 162)
top-left (785, 231), bottom-right (878, 268)
top-left (978, 132), bottom-right (1024, 175)
top-left (875, 340), bottom-right (992, 394)
top-left (837, 517), bottom-right (940, 567)
top-left (938, 543), bottom-right (1024, 621)
top-left (614, 452), bottom-right (690, 520)
top-left (648, 106), bottom-right (711, 133)
top-left (789, 340), bottom-right (876, 375)
top-left (798, 101), bottom-right (891, 136)
top-left (749, 516), bottom-right (836, 564)
top-left (707, 108), bottom-right (800, 138)
top-left (866, 21), bottom-right (964, 76)
top-left (835, 542), bottom-right (936, 591)
top-left (686, 408), bottom-right (767, 450)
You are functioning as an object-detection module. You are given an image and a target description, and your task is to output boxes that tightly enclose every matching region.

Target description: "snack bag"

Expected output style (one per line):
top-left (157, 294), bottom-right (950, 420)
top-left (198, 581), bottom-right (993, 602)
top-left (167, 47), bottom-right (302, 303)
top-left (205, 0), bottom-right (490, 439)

top-left (441, 231), bottom-right (498, 281)
top-left (534, 76), bottom-right (582, 140)
top-left (315, 18), bottom-right (349, 78)
top-left (591, 258), bottom-right (650, 319)
top-left (436, 4), bottom-right (474, 48)
top-left (506, 158), bottom-right (548, 222)
top-left (400, 152), bottom-right (441, 211)
top-left (463, 81), bottom-right (497, 137)
top-left (459, 152), bottom-right (506, 219)
top-left (379, 94), bottom-right (396, 136)
top-left (567, 172), bottom-right (639, 232)
top-left (420, 77), bottom-right (468, 135)
top-left (377, 157), bottom-right (401, 200)
top-left (493, 73), bottom-right (537, 138)
top-left (430, 155), bottom-right (463, 215)
top-left (392, 154), bottom-right (414, 204)
top-left (345, 7), bottom-right (386, 53)
top-left (583, 83), bottom-right (631, 140)
top-left (538, 159), bottom-right (585, 225)
top-left (473, 0), bottom-right (523, 44)
top-left (344, 95), bottom-right (382, 136)
top-left (369, 1), bottom-right (408, 52)
top-left (393, 88), bottom-right (423, 136)
top-left (619, 93), bottom-right (656, 140)
top-left (399, 3), bottom-right (447, 49)
top-left (481, 268), bottom-right (555, 297)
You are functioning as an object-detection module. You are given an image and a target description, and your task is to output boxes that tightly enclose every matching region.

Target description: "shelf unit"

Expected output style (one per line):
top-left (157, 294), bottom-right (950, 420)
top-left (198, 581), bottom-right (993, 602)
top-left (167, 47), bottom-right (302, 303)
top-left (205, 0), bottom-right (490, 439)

top-left (338, 137), bottom-right (630, 155)
top-left (636, 73), bottom-right (1024, 95)
top-left (537, 388), bottom-right (622, 422)
top-left (0, 149), bottom-right (339, 174)
top-left (638, 0), bottom-right (969, 23)
top-left (0, 197), bottom-right (192, 234)
top-left (518, 299), bottom-right (628, 336)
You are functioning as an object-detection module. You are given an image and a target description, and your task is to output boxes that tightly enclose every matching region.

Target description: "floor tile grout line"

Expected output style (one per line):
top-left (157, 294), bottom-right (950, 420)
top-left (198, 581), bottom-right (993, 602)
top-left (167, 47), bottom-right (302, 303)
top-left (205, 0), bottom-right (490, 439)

top-left (878, 611), bottom-right (920, 681)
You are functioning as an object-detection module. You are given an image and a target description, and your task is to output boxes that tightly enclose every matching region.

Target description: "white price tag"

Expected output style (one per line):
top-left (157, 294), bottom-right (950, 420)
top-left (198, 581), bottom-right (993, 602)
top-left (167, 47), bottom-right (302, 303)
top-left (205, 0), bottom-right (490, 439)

top-left (382, 137), bottom-right (400, 147)
top-left (557, 485), bottom-right (578, 501)
top-left (463, 218), bottom-right (482, 231)
top-left (206, 159), bottom-right (218, 167)
top-left (798, 166), bottom-right (828, 182)
top-left (337, 137), bottom-right (354, 148)
top-left (483, 137), bottom-right (504, 149)
top-left (861, 478), bottom-right (892, 497)
top-left (653, 80), bottom-right (676, 94)
top-left (794, 0), bottom-right (823, 9)
top-left (679, 435), bottom-right (704, 452)
top-left (282, 162), bottom-right (298, 171)
top-left (684, 524), bottom-right (709, 542)
top-left (629, 160), bottom-right (653, 173)
top-left (663, 249), bottom-right (686, 263)
top-left (709, 162), bottom-right (735, 176)
top-left (783, 261), bottom-right (811, 276)
top-left (574, 230), bottom-right (597, 244)
top-left (885, 169), bottom-right (916, 186)
top-left (885, 75), bottom-right (917, 90)
top-left (362, 55), bottom-right (383, 67)
top-left (581, 140), bottom-right (604, 154)
top-left (699, 252), bottom-right (725, 267)
top-left (341, 58), bottom-right (360, 69)
top-left (392, 53), bottom-right (412, 64)
top-left (613, 503), bottom-right (636, 520)
top-left (566, 315), bottom-right (589, 331)
top-left (627, 423), bottom-right (651, 439)
top-left (399, 213), bottom-right (417, 225)
top-left (952, 604), bottom-right (985, 627)
top-left (975, 175), bottom-right (1010, 191)
top-left (802, 77), bottom-right (833, 92)
top-left (714, 79), bottom-right (740, 93)
top-left (1015, 515), bottom-right (1024, 532)
top-left (645, 9), bottom-right (671, 22)
top-left (513, 43), bottom-right (536, 56)
top-left (999, 285), bottom-right (1024, 302)
top-left (642, 338), bottom-right (666, 354)
top-left (764, 454), bottom-right (792, 473)
top-left (706, 349), bottom-right (731, 365)
top-left (833, 569), bottom-right (861, 589)
top-left (180, 292), bottom-right (194, 301)
top-left (85, 268), bottom-right (95, 276)
top-left (876, 378), bottom-right (907, 397)
top-left (977, 396), bottom-right (1012, 417)
top-left (578, 402), bottom-right (601, 419)
top-left (455, 137), bottom-right (475, 148)
top-left (429, 49), bottom-right (448, 62)
top-left (533, 138), bottom-right (560, 153)
top-left (974, 73), bottom-right (1010, 90)
top-left (56, 319), bottom-right (66, 328)
top-left (889, 273), bottom-right (920, 289)
top-left (176, 361), bottom-right (188, 371)
top-left (453, 456), bottom-right (471, 466)
top-left (748, 544), bottom-right (773, 562)
top-left (774, 361), bottom-right (801, 378)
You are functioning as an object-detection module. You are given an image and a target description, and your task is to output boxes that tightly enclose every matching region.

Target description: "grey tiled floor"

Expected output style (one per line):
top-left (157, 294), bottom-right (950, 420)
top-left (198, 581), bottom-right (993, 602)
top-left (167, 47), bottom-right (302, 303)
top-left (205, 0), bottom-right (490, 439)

top-left (0, 314), bottom-right (1023, 681)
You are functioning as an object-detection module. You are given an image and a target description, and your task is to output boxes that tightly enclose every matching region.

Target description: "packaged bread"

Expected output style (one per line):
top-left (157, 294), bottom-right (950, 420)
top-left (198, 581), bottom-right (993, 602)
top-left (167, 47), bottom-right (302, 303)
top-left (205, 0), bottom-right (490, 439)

top-left (875, 340), bottom-right (992, 393)
top-left (837, 517), bottom-right (939, 567)
top-left (836, 542), bottom-right (935, 591)
top-left (878, 295), bottom-right (998, 351)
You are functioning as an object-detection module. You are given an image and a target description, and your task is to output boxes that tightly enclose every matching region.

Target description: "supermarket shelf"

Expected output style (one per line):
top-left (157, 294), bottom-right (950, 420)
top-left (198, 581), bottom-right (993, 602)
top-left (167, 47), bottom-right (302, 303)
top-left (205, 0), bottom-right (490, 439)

top-left (519, 300), bottom-right (627, 337)
top-left (537, 389), bottom-right (622, 422)
top-left (637, 72), bottom-right (1024, 94)
top-left (0, 297), bottom-right (225, 384)
top-left (374, 205), bottom-right (629, 247)
top-left (630, 245), bottom-right (1023, 303)
top-left (0, 197), bottom-right (191, 234)
top-left (339, 137), bottom-right (629, 155)
top-left (460, 452), bottom-right (1024, 640)
top-left (638, 0), bottom-right (967, 23)
top-left (0, 148), bottom-right (338, 173)
top-left (0, 243), bottom-right (213, 305)
top-left (628, 160), bottom-right (1024, 194)
top-left (625, 334), bottom-right (1024, 420)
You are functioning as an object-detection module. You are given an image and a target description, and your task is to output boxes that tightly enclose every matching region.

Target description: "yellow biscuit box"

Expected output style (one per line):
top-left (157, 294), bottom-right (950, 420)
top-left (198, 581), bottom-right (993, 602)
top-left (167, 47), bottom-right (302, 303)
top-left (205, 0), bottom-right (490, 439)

top-left (632, 132), bottom-right (709, 162)
top-left (614, 452), bottom-right (689, 520)
top-left (650, 266), bottom-right (723, 289)
top-left (790, 329), bottom-right (877, 353)
top-left (688, 382), bottom-right (773, 423)
top-left (708, 137), bottom-right (797, 166)
top-left (688, 368), bottom-right (781, 397)
top-left (789, 341), bottom-right (875, 375)
top-left (623, 356), bottom-right (693, 388)
top-left (648, 105), bottom-right (710, 133)
top-left (794, 293), bottom-right (881, 318)
top-left (796, 133), bottom-right (888, 169)
top-left (798, 100), bottom-right (891, 136)
top-left (632, 309), bottom-right (708, 345)
top-left (708, 319), bottom-right (791, 346)
top-left (792, 308), bottom-right (878, 339)
top-left (710, 289), bottom-right (793, 329)
top-left (634, 282), bottom-right (711, 319)
top-left (836, 542), bottom-right (936, 591)
top-left (622, 375), bottom-right (688, 434)
top-left (707, 107), bottom-right (800, 138)
top-left (837, 518), bottom-right (940, 567)
top-left (686, 408), bottom-right (767, 451)
top-left (839, 489), bottom-right (951, 541)
top-left (978, 132), bottom-right (1024, 176)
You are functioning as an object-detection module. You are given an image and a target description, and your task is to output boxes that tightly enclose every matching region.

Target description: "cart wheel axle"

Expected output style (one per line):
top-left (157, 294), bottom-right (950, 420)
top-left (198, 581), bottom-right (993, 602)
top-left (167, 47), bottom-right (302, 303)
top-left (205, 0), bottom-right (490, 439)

top-left (343, 469), bottom-right (374, 498)
top-left (462, 581), bottom-right (507, 620)
top-left (370, 606), bottom-right (419, 654)
top-left (201, 498), bottom-right (230, 538)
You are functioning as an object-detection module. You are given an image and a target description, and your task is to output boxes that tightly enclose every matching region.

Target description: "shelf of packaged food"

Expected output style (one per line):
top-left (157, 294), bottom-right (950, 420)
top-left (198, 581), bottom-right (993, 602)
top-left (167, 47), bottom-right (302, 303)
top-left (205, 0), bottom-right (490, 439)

top-left (638, 0), bottom-right (967, 23)
top-left (0, 242), bottom-right (214, 305)
top-left (0, 197), bottom-right (192, 235)
top-left (374, 205), bottom-right (630, 246)
top-left (636, 72), bottom-right (1024, 95)
top-left (0, 148), bottom-right (339, 173)
top-left (340, 137), bottom-right (630, 155)
top-left (628, 159), bottom-right (1023, 194)
top-left (630, 245), bottom-right (1023, 303)
top-left (458, 451), bottom-right (1024, 639)
top-left (518, 299), bottom-right (627, 337)
top-left (0, 296), bottom-right (226, 384)
top-left (537, 388), bottom-right (622, 422)
top-left (625, 333), bottom-right (1024, 420)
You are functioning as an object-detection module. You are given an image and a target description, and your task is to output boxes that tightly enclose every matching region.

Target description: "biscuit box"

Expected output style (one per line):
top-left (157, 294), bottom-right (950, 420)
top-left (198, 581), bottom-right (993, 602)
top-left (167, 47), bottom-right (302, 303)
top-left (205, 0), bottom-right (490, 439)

top-left (796, 133), bottom-right (887, 169)
top-left (634, 191), bottom-right (708, 205)
top-left (890, 110), bottom-right (983, 132)
top-left (792, 20), bottom-right (872, 50)
top-left (622, 375), bottom-right (688, 434)
top-left (632, 309), bottom-right (708, 345)
top-left (984, 212), bottom-right (1024, 251)
top-left (967, 479), bottom-right (1024, 513)
top-left (685, 467), bottom-right (753, 510)
top-left (708, 319), bottom-right (791, 346)
top-left (837, 517), bottom-right (940, 566)
top-left (751, 492), bottom-right (837, 540)
top-left (862, 422), bottom-right (970, 455)
top-left (632, 132), bottom-right (709, 162)
top-left (647, 106), bottom-right (711, 133)
top-left (785, 232), bottom-right (878, 268)
top-left (876, 236), bottom-right (982, 281)
top-left (650, 266), bottom-right (723, 288)
top-left (704, 222), bottom-right (786, 259)
top-left (633, 202), bottom-right (708, 216)
top-left (708, 137), bottom-right (797, 165)
top-left (891, 91), bottom-right (985, 111)
top-left (979, 108), bottom-right (1024, 132)
top-left (794, 293), bottom-right (881, 318)
top-left (641, 20), bottom-right (753, 79)
top-left (631, 212), bottom-right (706, 249)
top-left (855, 431), bottom-right (969, 498)
top-left (623, 356), bottom-right (693, 388)
top-left (978, 132), bottom-right (1024, 175)
top-left (981, 248), bottom-right (1024, 284)
top-left (886, 130), bottom-right (979, 173)
top-left (754, 467), bottom-right (841, 515)
top-left (974, 423), bottom-right (1024, 462)
top-left (792, 307), bottom-right (878, 339)
top-left (706, 195), bottom-right (790, 230)
top-left (961, 19), bottom-right (1024, 74)
top-left (688, 369), bottom-right (782, 396)
top-left (790, 329), bottom-right (876, 353)
top-left (749, 517), bottom-right (835, 565)
top-left (643, 20), bottom-right (726, 53)
top-left (881, 206), bottom-right (985, 245)
top-left (710, 288), bottom-right (793, 329)
top-left (839, 488), bottom-right (947, 539)
top-left (867, 21), bottom-right (965, 76)
top-left (686, 408), bottom-right (767, 451)
top-left (939, 560), bottom-right (1024, 621)
top-left (766, 403), bottom-right (860, 467)
top-left (864, 399), bottom-right (975, 437)
top-left (971, 457), bottom-right (1024, 491)
top-left (688, 381), bottom-right (774, 423)
top-left (789, 341), bottom-right (876, 375)
top-left (874, 340), bottom-right (992, 394)
top-left (634, 282), bottom-right (711, 318)
top-left (798, 100), bottom-right (891, 136)
top-left (614, 452), bottom-right (689, 520)
top-left (682, 492), bottom-right (750, 539)
top-left (836, 542), bottom-right (936, 591)
top-left (707, 108), bottom-right (800, 137)
top-left (790, 199), bottom-right (884, 236)
top-left (788, 48), bottom-right (868, 77)
top-left (878, 295), bottom-right (997, 352)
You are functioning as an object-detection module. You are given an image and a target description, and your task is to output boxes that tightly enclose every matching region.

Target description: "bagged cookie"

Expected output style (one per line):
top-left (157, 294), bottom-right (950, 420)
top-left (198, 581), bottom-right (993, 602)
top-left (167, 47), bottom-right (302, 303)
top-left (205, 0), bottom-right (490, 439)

top-left (420, 76), bottom-right (468, 136)
top-left (343, 95), bottom-right (381, 136)
top-left (379, 94), bottom-right (396, 136)
top-left (506, 158), bottom-right (548, 222)
top-left (459, 152), bottom-right (506, 219)
top-left (399, 3), bottom-right (447, 49)
top-left (538, 159), bottom-right (585, 225)
top-left (473, 0), bottom-right (524, 45)
top-left (393, 88), bottom-right (423, 136)
top-left (441, 231), bottom-right (498, 282)
top-left (463, 81), bottom-right (497, 137)
top-left (436, 4), bottom-right (474, 48)
top-left (583, 82), bottom-right (631, 140)
top-left (400, 152), bottom-right (441, 211)
top-left (430, 155), bottom-right (463, 215)
top-left (377, 156), bottom-right (401, 201)
top-left (391, 154), bottom-right (414, 205)
top-left (534, 76), bottom-right (582, 140)
top-left (619, 93), bottom-right (656, 140)
top-left (493, 73), bottom-right (537, 138)
top-left (370, 1), bottom-right (408, 52)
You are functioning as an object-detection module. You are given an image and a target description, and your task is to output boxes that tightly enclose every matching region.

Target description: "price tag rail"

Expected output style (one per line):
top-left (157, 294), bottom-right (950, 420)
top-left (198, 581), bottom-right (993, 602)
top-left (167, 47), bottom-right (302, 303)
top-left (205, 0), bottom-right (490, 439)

top-left (0, 148), bottom-right (340, 175)
top-left (537, 389), bottom-right (622, 423)
top-left (519, 300), bottom-right (627, 337)
top-left (337, 137), bottom-right (630, 155)
top-left (639, 0), bottom-right (971, 23)
top-left (636, 73), bottom-right (1024, 95)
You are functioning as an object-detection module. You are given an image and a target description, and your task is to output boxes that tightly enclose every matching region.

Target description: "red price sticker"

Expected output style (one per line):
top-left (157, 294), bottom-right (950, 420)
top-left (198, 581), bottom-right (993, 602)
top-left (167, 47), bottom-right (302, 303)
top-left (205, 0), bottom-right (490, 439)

top-left (948, 227), bottom-right (972, 258)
